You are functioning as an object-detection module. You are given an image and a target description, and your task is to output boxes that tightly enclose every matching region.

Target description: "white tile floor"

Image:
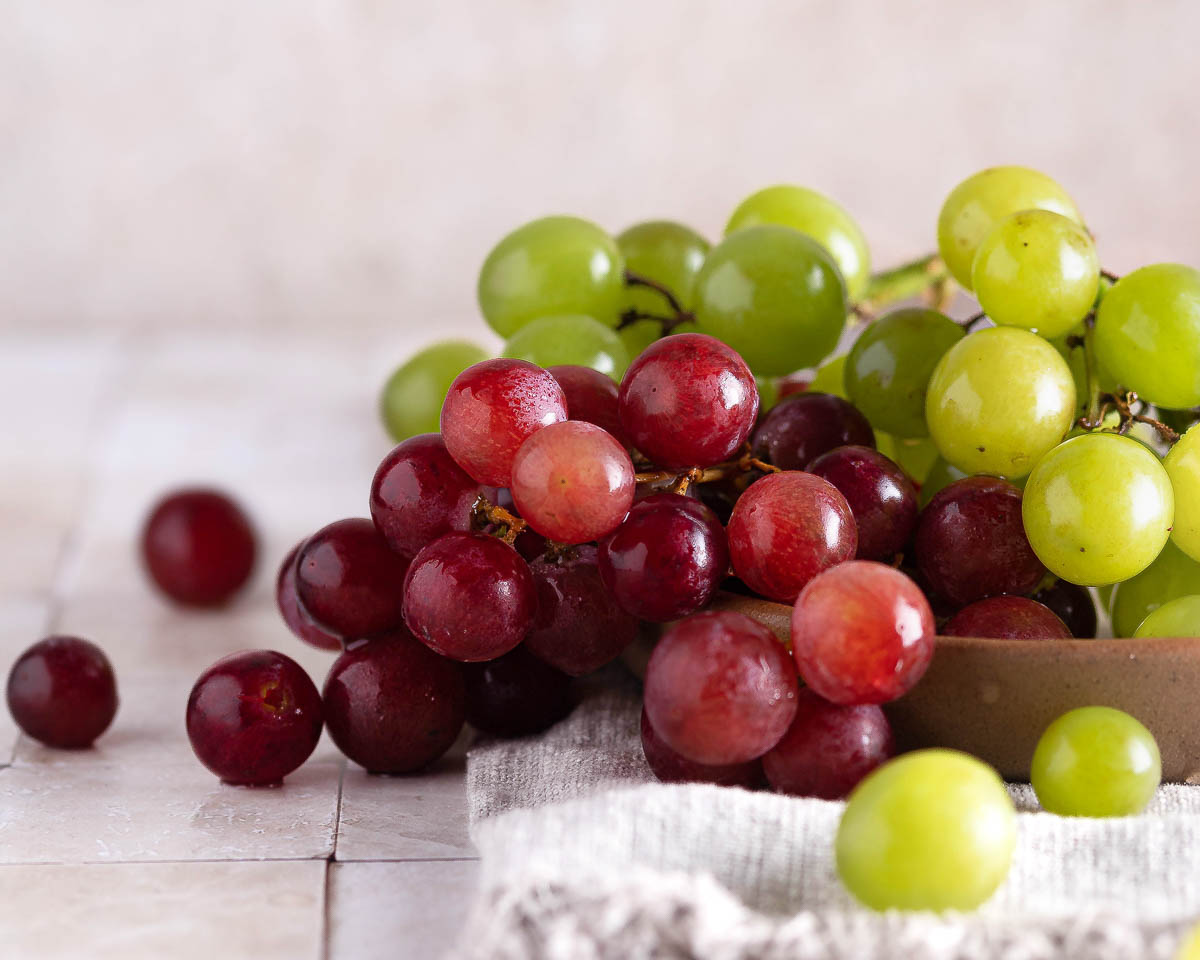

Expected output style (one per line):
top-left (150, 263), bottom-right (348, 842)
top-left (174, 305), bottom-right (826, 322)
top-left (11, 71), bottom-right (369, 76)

top-left (0, 332), bottom-right (476, 958)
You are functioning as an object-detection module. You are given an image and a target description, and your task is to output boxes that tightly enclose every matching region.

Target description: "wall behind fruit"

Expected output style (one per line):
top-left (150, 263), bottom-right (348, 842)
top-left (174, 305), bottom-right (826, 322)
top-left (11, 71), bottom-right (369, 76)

top-left (3, 0), bottom-right (1198, 347)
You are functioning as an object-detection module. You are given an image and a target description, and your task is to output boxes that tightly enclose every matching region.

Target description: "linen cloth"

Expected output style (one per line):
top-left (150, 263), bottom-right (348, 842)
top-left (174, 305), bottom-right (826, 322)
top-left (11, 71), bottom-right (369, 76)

top-left (455, 675), bottom-right (1200, 959)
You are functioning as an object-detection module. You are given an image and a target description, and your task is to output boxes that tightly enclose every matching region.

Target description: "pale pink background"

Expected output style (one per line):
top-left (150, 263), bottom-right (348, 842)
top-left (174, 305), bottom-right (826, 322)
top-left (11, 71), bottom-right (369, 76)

top-left (3, 0), bottom-right (1198, 346)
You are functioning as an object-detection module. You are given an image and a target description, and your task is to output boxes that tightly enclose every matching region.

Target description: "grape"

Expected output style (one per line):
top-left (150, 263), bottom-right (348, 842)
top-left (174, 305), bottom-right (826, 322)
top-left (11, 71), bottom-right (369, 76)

top-left (546, 365), bottom-right (630, 447)
top-left (1095, 264), bottom-right (1200, 410)
top-left (925, 326), bottom-right (1076, 478)
top-left (1134, 595), bottom-right (1200, 638)
top-left (943, 596), bottom-right (1072, 640)
top-left (762, 688), bottom-right (893, 799)
top-left (461, 646), bottom-right (574, 737)
top-left (1179, 925), bottom-right (1200, 960)
top-left (755, 375), bottom-right (779, 412)
top-left (440, 358), bottom-right (568, 487)
top-left (617, 333), bottom-right (758, 469)
top-left (477, 215), bottom-right (624, 337)
top-left (805, 353), bottom-right (847, 398)
top-left (276, 542), bottom-right (342, 651)
top-left (597, 493), bottom-right (729, 622)
top-left (692, 225), bottom-right (846, 376)
top-left (643, 610), bottom-right (798, 765)
top-left (1030, 706), bottom-right (1161, 816)
top-left (936, 165), bottom-right (1083, 289)
top-left (525, 545), bottom-right (639, 675)
top-left (918, 456), bottom-right (968, 507)
top-left (402, 532), bottom-right (536, 662)
top-left (888, 436), bottom-right (940, 486)
top-left (790, 561), bottom-right (934, 705)
top-left (502, 314), bottom-right (631, 379)
top-left (616, 220), bottom-right (710, 316)
top-left (750, 393), bottom-right (874, 471)
top-left (724, 185), bottom-right (870, 300)
top-left (837, 749), bottom-right (1016, 910)
top-left (1031, 579), bottom-right (1098, 639)
top-left (1111, 540), bottom-right (1200, 637)
top-left (807, 445), bottom-right (918, 562)
top-left (727, 471), bottom-right (857, 602)
top-left (915, 476), bottom-right (1044, 606)
top-left (640, 708), bottom-right (763, 788)
top-left (1165, 425), bottom-right (1200, 563)
top-left (971, 210), bottom-right (1100, 339)
top-left (510, 421), bottom-right (635, 544)
top-left (370, 434), bottom-right (482, 560)
top-left (845, 308), bottom-right (965, 438)
top-left (295, 518), bottom-right (410, 639)
top-left (380, 341), bottom-right (489, 442)
top-left (1022, 433), bottom-right (1174, 586)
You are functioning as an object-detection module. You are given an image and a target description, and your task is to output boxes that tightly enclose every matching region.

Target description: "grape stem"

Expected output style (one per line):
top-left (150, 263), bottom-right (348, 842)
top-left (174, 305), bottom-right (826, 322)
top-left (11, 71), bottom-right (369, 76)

top-left (1076, 389), bottom-right (1180, 444)
top-left (633, 447), bottom-right (780, 491)
top-left (857, 253), bottom-right (950, 315)
top-left (471, 496), bottom-right (528, 547)
top-left (1100, 269), bottom-right (1121, 284)
top-left (621, 270), bottom-right (695, 335)
top-left (959, 311), bottom-right (990, 331)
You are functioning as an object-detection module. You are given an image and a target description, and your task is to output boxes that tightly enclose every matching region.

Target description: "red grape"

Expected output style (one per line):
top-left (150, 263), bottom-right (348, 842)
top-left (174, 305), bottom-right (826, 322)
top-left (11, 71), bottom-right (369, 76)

top-left (275, 542), bottom-right (342, 651)
top-left (791, 561), bottom-right (934, 705)
top-left (6, 636), bottom-right (118, 748)
top-left (547, 365), bottom-right (630, 447)
top-left (402, 532), bottom-right (536, 662)
top-left (915, 476), bottom-right (1044, 607)
top-left (751, 393), bottom-right (874, 471)
top-left (808, 445), bottom-right (918, 562)
top-left (618, 333), bottom-right (758, 469)
top-left (141, 489), bottom-right (257, 607)
top-left (643, 610), bottom-right (797, 765)
top-left (525, 546), bottom-right (639, 676)
top-left (640, 708), bottom-right (763, 788)
top-left (727, 471), bottom-right (857, 602)
top-left (462, 646), bottom-right (574, 737)
top-left (597, 493), bottom-right (729, 622)
top-left (322, 631), bottom-right (465, 773)
top-left (295, 519), bottom-right (409, 639)
top-left (943, 595), bottom-right (1072, 640)
top-left (510, 421), bottom-right (635, 544)
top-left (370, 434), bottom-right (482, 560)
top-left (186, 650), bottom-right (323, 785)
top-left (762, 688), bottom-right (894, 799)
top-left (440, 358), bottom-right (568, 486)
top-left (1032, 579), bottom-right (1097, 639)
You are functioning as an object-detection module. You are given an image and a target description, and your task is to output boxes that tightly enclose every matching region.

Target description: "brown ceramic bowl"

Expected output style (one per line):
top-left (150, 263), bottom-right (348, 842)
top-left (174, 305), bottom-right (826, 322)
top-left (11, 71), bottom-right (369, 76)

top-left (636, 592), bottom-right (1200, 783)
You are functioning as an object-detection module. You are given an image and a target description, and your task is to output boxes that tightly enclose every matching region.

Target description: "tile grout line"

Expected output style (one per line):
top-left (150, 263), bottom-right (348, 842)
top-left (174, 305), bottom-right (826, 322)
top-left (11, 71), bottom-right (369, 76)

top-left (320, 760), bottom-right (348, 960)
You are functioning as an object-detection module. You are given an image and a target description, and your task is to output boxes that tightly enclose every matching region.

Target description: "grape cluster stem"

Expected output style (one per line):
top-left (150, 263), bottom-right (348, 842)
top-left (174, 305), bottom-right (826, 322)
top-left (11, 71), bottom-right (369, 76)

top-left (619, 270), bottom-right (695, 335)
top-left (633, 447), bottom-right (780, 492)
top-left (1077, 390), bottom-right (1180, 444)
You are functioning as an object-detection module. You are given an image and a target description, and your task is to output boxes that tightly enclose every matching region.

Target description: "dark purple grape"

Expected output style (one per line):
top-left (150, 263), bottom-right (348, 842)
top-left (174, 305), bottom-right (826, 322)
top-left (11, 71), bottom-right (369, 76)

top-left (525, 546), bottom-right (639, 676)
top-left (462, 646), bottom-right (574, 737)
top-left (943, 596), bottom-right (1072, 640)
top-left (547, 365), bottom-right (631, 448)
top-left (762, 688), bottom-right (893, 799)
top-left (7, 636), bottom-right (118, 748)
top-left (807, 445), bottom-right (918, 561)
top-left (640, 708), bottom-right (762, 788)
top-left (750, 393), bottom-right (874, 471)
top-left (914, 476), bottom-right (1045, 607)
top-left (1032, 579), bottom-right (1097, 639)
top-left (597, 493), bottom-right (729, 622)
top-left (276, 542), bottom-right (343, 651)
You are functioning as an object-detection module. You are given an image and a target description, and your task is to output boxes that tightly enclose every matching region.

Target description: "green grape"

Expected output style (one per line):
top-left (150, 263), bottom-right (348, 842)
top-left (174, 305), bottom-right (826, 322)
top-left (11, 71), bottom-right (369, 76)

top-left (846, 308), bottom-right (965, 439)
top-left (724, 185), bottom-right (870, 300)
top-left (1095, 264), bottom-right (1200, 410)
top-left (889, 436), bottom-right (940, 486)
top-left (692, 225), bottom-right (846, 376)
top-left (972, 210), bottom-right (1100, 339)
top-left (1179, 924), bottom-right (1200, 960)
top-left (477, 216), bottom-right (624, 338)
top-left (1134, 594), bottom-right (1200, 638)
top-left (836, 749), bottom-right (1015, 911)
top-left (1111, 540), bottom-right (1200, 638)
top-left (936, 166), bottom-right (1083, 289)
top-left (919, 456), bottom-right (969, 507)
top-left (379, 340), bottom-right (490, 442)
top-left (1030, 706), bottom-right (1161, 817)
top-left (502, 314), bottom-right (630, 379)
top-left (808, 353), bottom-right (848, 399)
top-left (617, 319), bottom-right (663, 361)
top-left (755, 375), bottom-right (779, 412)
top-left (1022, 433), bottom-right (1174, 586)
top-left (926, 327), bottom-right (1075, 478)
top-left (1050, 325), bottom-right (1118, 420)
top-left (617, 220), bottom-right (710, 316)
top-left (1166, 425), bottom-right (1200, 563)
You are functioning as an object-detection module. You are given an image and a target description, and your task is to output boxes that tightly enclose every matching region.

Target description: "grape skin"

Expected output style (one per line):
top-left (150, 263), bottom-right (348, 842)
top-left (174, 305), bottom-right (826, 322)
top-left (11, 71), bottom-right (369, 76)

top-left (380, 340), bottom-right (489, 442)
top-left (616, 220), bottom-right (710, 318)
top-left (836, 749), bottom-right (1016, 911)
top-left (1022, 433), bottom-right (1174, 586)
top-left (1111, 540), bottom-right (1200, 638)
top-left (1164, 424), bottom-right (1200, 564)
top-left (925, 326), bottom-right (1076, 478)
top-left (1133, 594), bottom-right (1200, 638)
top-left (640, 708), bottom-right (763, 788)
top-left (502, 314), bottom-right (630, 379)
top-left (942, 596), bottom-right (1072, 640)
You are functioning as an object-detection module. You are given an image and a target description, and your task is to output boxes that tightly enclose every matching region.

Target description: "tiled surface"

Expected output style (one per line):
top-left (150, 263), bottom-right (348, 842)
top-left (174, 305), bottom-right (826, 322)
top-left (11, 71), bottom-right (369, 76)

top-left (0, 334), bottom-right (476, 959)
